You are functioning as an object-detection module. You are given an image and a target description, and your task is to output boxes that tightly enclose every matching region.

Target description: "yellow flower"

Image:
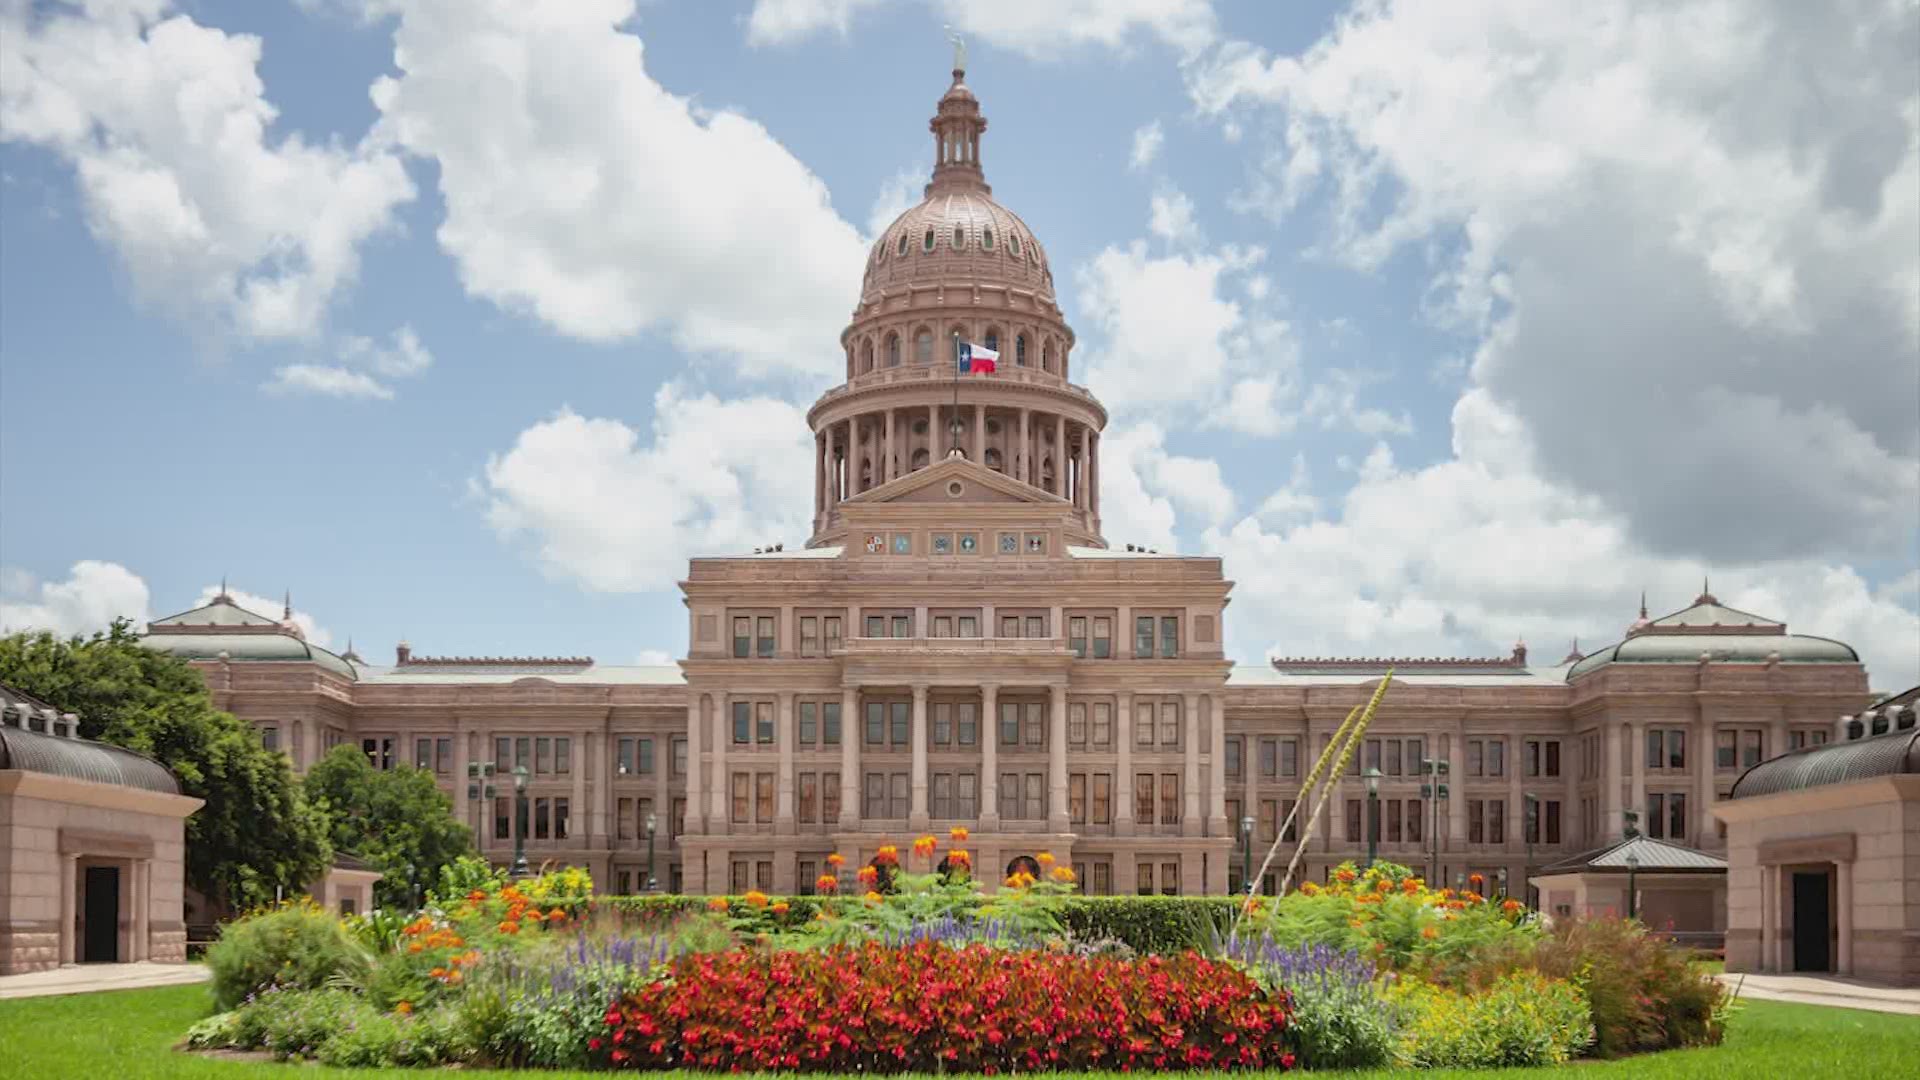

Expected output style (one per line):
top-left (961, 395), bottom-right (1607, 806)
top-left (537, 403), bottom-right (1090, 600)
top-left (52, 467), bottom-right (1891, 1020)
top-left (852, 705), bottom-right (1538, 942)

top-left (1050, 865), bottom-right (1076, 883)
top-left (1036, 852), bottom-right (1056, 867)
top-left (863, 890), bottom-right (883, 904)
top-left (394, 1001), bottom-right (412, 1015)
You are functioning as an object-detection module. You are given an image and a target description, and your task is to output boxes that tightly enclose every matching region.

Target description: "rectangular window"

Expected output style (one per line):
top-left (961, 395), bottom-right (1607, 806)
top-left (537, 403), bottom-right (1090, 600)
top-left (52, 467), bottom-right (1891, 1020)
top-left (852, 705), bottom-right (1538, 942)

top-left (1526, 738), bottom-right (1541, 778)
top-left (1092, 773), bottom-right (1112, 824)
top-left (958, 616), bottom-right (977, 638)
top-left (1282, 738), bottom-right (1299, 777)
top-left (756, 702), bottom-right (774, 745)
top-left (731, 861), bottom-right (749, 893)
top-left (933, 615), bottom-right (953, 638)
top-left (1000, 702), bottom-right (1020, 746)
top-left (495, 737), bottom-right (510, 770)
top-left (866, 702), bottom-right (885, 746)
top-left (733, 616), bottom-right (750, 658)
top-left (1161, 861), bottom-right (1179, 896)
top-left (555, 798), bottom-right (569, 840)
top-left (1488, 739), bottom-right (1505, 777)
top-left (1135, 702), bottom-right (1154, 746)
top-left (1545, 740), bottom-right (1560, 777)
top-left (1137, 862), bottom-right (1154, 896)
top-left (733, 701), bottom-right (750, 745)
top-left (825, 617), bottom-right (842, 650)
top-left (1741, 730), bottom-right (1764, 768)
top-left (731, 773), bottom-right (749, 824)
top-left (1715, 729), bottom-right (1735, 769)
top-left (1023, 773), bottom-right (1044, 821)
top-left (866, 615), bottom-right (884, 637)
top-left (957, 772), bottom-right (977, 819)
top-left (892, 615), bottom-right (910, 638)
top-left (415, 737), bottom-right (432, 769)
top-left (1385, 739), bottom-right (1403, 776)
top-left (1068, 702), bottom-right (1087, 747)
top-left (931, 773), bottom-right (952, 818)
top-left (1387, 799), bottom-right (1403, 842)
top-left (891, 702), bottom-right (910, 746)
top-left (618, 797), bottom-right (634, 841)
top-left (535, 736), bottom-right (552, 775)
top-left (1468, 799), bottom-right (1484, 844)
top-left (756, 773), bottom-right (774, 823)
top-left (1226, 736), bottom-right (1244, 779)
top-left (934, 702), bottom-right (953, 746)
top-left (1648, 792), bottom-right (1666, 839)
top-left (822, 772), bottom-right (840, 823)
top-left (494, 797), bottom-right (510, 841)
top-left (1135, 616), bottom-right (1154, 658)
top-left (1365, 738), bottom-right (1382, 773)
top-left (1405, 799), bottom-right (1422, 844)
top-left (556, 736), bottom-right (571, 775)
top-left (1001, 615), bottom-right (1020, 638)
top-left (1668, 730), bottom-right (1685, 769)
top-left (1160, 772), bottom-right (1180, 825)
top-left (799, 773), bottom-right (817, 823)
top-left (1069, 616), bottom-right (1088, 658)
top-left (757, 861), bottom-right (773, 892)
top-left (955, 703), bottom-right (977, 746)
top-left (1545, 799), bottom-right (1562, 844)
top-left (1069, 774), bottom-right (1087, 824)
top-left (801, 616), bottom-right (818, 657)
top-left (515, 736), bottom-right (530, 772)
top-left (1092, 862), bottom-right (1112, 895)
top-left (534, 797), bottom-right (551, 840)
top-left (1160, 616), bottom-right (1179, 658)
top-left (823, 701), bottom-right (841, 745)
top-left (1488, 799), bottom-right (1505, 845)
top-left (1026, 615), bottom-right (1044, 638)
top-left (1093, 617), bottom-right (1112, 658)
top-left (799, 702), bottom-right (817, 745)
top-left (633, 736), bottom-right (652, 775)
top-left (1159, 699), bottom-right (1180, 747)
top-left (1135, 773), bottom-right (1154, 824)
top-left (756, 616), bottom-right (775, 657)
top-left (671, 736), bottom-right (686, 777)
top-left (865, 772), bottom-right (888, 818)
top-left (1023, 702), bottom-right (1043, 747)
top-left (1346, 799), bottom-right (1363, 843)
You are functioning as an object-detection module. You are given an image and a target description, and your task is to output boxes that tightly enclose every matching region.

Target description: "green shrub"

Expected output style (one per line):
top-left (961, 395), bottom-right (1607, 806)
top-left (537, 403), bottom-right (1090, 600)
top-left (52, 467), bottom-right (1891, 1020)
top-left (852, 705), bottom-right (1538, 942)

top-left (182, 1009), bottom-right (245, 1050)
top-left (204, 901), bottom-right (369, 1010)
top-left (1532, 915), bottom-right (1726, 1056)
top-left (225, 988), bottom-right (377, 1060)
top-left (1393, 971), bottom-right (1593, 1068)
top-left (313, 1009), bottom-right (406, 1067)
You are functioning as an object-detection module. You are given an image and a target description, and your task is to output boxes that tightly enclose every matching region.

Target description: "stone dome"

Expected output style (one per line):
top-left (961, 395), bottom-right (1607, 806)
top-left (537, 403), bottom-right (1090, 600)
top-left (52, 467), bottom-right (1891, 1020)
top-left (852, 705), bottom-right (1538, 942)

top-left (863, 191), bottom-right (1055, 302)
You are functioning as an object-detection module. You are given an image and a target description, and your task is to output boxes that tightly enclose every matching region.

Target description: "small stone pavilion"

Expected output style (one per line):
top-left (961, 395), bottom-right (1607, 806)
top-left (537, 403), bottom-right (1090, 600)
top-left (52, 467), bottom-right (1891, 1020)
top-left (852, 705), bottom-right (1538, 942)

top-left (0, 683), bottom-right (202, 973)
top-left (1531, 835), bottom-right (1728, 948)
top-left (1716, 686), bottom-right (1920, 985)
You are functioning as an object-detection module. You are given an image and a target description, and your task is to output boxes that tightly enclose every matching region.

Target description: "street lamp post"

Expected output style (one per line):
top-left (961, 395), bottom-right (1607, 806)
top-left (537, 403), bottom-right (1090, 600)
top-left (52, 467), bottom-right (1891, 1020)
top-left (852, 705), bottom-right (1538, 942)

top-left (1421, 757), bottom-right (1449, 885)
top-left (1625, 852), bottom-right (1640, 921)
top-left (645, 812), bottom-right (659, 893)
top-left (510, 765), bottom-right (531, 879)
top-left (1362, 766), bottom-right (1382, 869)
top-left (1239, 814), bottom-right (1255, 895)
top-left (1523, 793), bottom-right (1539, 909)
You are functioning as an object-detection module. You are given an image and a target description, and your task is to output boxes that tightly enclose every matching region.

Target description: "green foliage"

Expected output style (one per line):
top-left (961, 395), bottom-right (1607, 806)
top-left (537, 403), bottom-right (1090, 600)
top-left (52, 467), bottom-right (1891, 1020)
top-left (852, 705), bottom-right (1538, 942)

top-left (230, 988), bottom-right (377, 1060)
top-left (430, 854), bottom-right (507, 906)
top-left (1392, 971), bottom-right (1594, 1068)
top-left (1058, 895), bottom-right (1238, 954)
top-left (203, 901), bottom-right (369, 1010)
top-left (345, 907), bottom-right (412, 953)
top-left (0, 623), bottom-right (331, 911)
top-left (1532, 914), bottom-right (1727, 1056)
top-left (310, 1007), bottom-right (407, 1067)
top-left (303, 744), bottom-right (475, 909)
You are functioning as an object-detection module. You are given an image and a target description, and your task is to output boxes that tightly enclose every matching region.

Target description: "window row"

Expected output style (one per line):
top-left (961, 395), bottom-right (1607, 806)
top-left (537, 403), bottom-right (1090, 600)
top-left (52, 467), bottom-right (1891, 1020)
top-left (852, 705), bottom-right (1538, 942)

top-left (730, 609), bottom-right (1188, 658)
top-left (491, 735), bottom-right (572, 776)
top-left (1345, 798), bottom-right (1429, 844)
top-left (733, 700), bottom-right (845, 747)
top-left (1225, 796), bottom-right (1300, 843)
top-left (492, 796), bottom-right (571, 842)
top-left (614, 795), bottom-right (686, 841)
top-left (851, 323), bottom-right (1058, 376)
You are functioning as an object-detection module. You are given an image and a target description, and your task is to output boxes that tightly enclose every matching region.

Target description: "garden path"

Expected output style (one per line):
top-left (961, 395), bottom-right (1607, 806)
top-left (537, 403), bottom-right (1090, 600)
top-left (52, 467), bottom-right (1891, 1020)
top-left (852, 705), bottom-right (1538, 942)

top-left (1717, 972), bottom-right (1920, 1016)
top-left (0, 961), bottom-right (208, 1000)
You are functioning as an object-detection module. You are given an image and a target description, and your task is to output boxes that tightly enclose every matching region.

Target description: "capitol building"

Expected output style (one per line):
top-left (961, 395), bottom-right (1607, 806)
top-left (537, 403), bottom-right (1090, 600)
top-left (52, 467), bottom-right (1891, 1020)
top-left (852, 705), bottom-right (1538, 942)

top-left (140, 66), bottom-right (1874, 908)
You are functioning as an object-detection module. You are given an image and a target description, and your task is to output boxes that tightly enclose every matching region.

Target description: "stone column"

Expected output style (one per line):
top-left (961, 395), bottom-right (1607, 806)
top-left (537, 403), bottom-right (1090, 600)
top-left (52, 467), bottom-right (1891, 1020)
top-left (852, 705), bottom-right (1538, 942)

top-left (1048, 684), bottom-right (1070, 831)
top-left (1053, 414), bottom-right (1066, 495)
top-left (928, 404), bottom-right (937, 459)
top-left (1018, 408), bottom-right (1030, 483)
top-left (972, 403), bottom-right (984, 462)
top-left (1694, 711), bottom-right (1715, 846)
top-left (1089, 431), bottom-right (1100, 519)
top-left (710, 695), bottom-right (730, 832)
top-left (1768, 713), bottom-right (1788, 769)
top-left (1208, 694), bottom-right (1227, 834)
top-left (453, 721), bottom-right (471, 835)
top-left (571, 733), bottom-right (587, 847)
top-left (685, 695), bottom-right (705, 834)
top-left (1448, 724), bottom-right (1467, 848)
top-left (839, 686), bottom-right (861, 828)
top-left (1181, 695), bottom-right (1202, 836)
top-left (884, 408), bottom-right (895, 483)
top-left (1507, 736), bottom-right (1523, 857)
top-left (979, 683), bottom-right (1001, 829)
top-left (1115, 691), bottom-right (1134, 835)
top-left (824, 434), bottom-right (838, 508)
top-left (1629, 720), bottom-right (1646, 838)
top-left (910, 683), bottom-right (930, 829)
top-left (59, 853), bottom-right (77, 966)
top-left (135, 859), bottom-right (151, 961)
top-left (1836, 859), bottom-right (1854, 975)
top-left (814, 431), bottom-right (825, 516)
top-left (776, 692), bottom-right (796, 834)
top-left (1603, 720), bottom-right (1622, 842)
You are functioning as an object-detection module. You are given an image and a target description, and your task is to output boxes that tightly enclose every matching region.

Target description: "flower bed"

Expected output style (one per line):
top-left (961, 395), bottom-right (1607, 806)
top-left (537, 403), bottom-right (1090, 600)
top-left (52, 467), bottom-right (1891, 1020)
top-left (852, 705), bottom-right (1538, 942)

top-left (594, 941), bottom-right (1294, 1073)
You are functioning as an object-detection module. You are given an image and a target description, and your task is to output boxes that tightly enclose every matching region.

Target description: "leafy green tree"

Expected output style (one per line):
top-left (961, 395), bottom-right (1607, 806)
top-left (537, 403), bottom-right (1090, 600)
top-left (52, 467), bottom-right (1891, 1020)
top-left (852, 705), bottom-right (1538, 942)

top-left (303, 745), bottom-right (475, 908)
top-left (0, 622), bottom-right (332, 912)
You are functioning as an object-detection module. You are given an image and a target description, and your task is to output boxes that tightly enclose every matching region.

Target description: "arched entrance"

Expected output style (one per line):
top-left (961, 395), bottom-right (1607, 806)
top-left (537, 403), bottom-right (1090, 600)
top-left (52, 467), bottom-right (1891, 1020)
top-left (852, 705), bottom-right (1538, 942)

top-left (1005, 855), bottom-right (1040, 881)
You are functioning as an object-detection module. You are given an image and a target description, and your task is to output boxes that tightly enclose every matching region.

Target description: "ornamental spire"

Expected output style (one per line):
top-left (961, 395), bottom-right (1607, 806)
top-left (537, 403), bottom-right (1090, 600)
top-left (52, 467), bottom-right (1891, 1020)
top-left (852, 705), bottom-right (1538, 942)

top-left (926, 39), bottom-right (989, 196)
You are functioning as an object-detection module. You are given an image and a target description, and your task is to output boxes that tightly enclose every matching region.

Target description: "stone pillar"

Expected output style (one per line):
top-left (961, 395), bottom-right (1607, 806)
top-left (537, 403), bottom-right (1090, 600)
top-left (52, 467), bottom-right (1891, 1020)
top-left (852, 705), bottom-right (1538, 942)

top-left (135, 859), bottom-right (151, 961)
top-left (1208, 695), bottom-right (1227, 834)
top-left (1048, 684), bottom-right (1069, 831)
top-left (1694, 712), bottom-right (1715, 846)
top-left (1115, 691), bottom-right (1134, 835)
top-left (571, 732), bottom-right (587, 847)
top-left (910, 684), bottom-right (930, 829)
top-left (1089, 431), bottom-right (1100, 519)
top-left (1603, 720), bottom-right (1622, 842)
top-left (1629, 720), bottom-right (1646, 838)
top-left (1448, 724), bottom-right (1467, 847)
top-left (1053, 414), bottom-right (1066, 495)
top-left (59, 853), bottom-right (77, 966)
top-left (1768, 713), bottom-right (1788, 769)
top-left (1836, 859), bottom-right (1853, 975)
top-left (928, 404), bottom-right (937, 459)
top-left (685, 695), bottom-right (705, 834)
top-left (884, 408), bottom-right (895, 483)
top-left (972, 402), bottom-right (984, 462)
top-left (776, 693), bottom-right (796, 834)
top-left (1507, 737), bottom-right (1523, 857)
top-left (824, 434), bottom-right (838, 508)
top-left (453, 721), bottom-right (471, 835)
top-left (814, 431), bottom-right (825, 517)
top-left (979, 683), bottom-right (1001, 829)
top-left (1182, 693), bottom-right (1203, 837)
top-left (1018, 408), bottom-right (1030, 483)
top-left (839, 686), bottom-right (861, 828)
top-left (710, 695), bottom-right (730, 832)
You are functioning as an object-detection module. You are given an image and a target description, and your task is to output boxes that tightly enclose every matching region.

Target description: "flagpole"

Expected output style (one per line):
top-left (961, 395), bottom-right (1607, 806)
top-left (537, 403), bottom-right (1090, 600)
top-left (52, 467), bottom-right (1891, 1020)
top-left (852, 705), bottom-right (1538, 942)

top-left (951, 331), bottom-right (961, 458)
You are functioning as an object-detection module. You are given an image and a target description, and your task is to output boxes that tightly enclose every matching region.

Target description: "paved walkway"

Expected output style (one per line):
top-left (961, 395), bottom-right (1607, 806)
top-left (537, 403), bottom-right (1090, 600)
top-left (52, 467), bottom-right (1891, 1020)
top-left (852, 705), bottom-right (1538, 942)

top-left (1717, 972), bottom-right (1920, 1016)
top-left (0, 961), bottom-right (209, 1001)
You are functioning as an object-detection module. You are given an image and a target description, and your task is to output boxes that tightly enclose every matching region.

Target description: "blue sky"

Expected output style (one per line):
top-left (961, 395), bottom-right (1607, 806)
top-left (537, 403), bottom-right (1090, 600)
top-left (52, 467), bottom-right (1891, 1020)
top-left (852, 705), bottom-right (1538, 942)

top-left (3, 0), bottom-right (1916, 690)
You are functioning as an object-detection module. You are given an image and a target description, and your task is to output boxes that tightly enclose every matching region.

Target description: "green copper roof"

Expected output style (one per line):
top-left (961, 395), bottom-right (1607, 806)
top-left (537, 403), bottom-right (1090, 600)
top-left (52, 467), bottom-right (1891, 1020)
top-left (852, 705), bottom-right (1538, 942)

top-left (1566, 632), bottom-right (1859, 679)
top-left (142, 632), bottom-right (359, 680)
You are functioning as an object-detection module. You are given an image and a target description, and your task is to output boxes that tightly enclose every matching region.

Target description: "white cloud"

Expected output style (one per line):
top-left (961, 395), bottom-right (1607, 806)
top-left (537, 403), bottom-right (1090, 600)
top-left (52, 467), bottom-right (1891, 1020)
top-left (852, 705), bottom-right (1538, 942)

top-left (364, 0), bottom-right (868, 381)
top-left (0, 560), bottom-right (151, 638)
top-left (866, 166), bottom-right (928, 239)
top-left (745, 0), bottom-right (1218, 57)
top-left (0, 1), bottom-right (414, 341)
top-left (481, 384), bottom-right (816, 592)
top-left (1129, 120), bottom-right (1164, 170)
top-left (633, 648), bottom-right (676, 665)
top-left (1206, 390), bottom-right (1920, 691)
top-left (263, 364), bottom-right (394, 400)
top-left (186, 583), bottom-right (335, 648)
top-left (1092, 422), bottom-right (1233, 553)
top-left (262, 324), bottom-right (433, 400)
top-left (1146, 187), bottom-right (1200, 246)
top-left (1190, 0), bottom-right (1920, 563)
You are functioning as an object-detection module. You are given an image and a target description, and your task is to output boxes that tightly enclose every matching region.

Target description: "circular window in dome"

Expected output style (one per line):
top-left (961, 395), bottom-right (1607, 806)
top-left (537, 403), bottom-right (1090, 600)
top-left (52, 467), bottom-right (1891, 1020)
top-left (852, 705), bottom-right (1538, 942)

top-left (946, 480), bottom-right (965, 498)
top-left (1009, 234), bottom-right (1022, 257)
top-left (897, 232), bottom-right (909, 257)
top-left (922, 228), bottom-right (936, 253)
top-left (982, 226), bottom-right (995, 250)
top-left (953, 224), bottom-right (965, 249)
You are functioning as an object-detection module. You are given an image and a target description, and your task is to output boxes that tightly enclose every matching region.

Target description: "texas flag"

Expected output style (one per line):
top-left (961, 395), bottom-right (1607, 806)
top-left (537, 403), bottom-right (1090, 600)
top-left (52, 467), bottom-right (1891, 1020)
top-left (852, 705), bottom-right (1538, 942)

top-left (957, 342), bottom-right (998, 374)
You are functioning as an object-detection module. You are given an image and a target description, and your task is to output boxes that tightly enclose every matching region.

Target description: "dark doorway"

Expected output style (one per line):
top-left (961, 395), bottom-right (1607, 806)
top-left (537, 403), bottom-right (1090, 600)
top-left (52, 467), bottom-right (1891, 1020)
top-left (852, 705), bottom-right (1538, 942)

top-left (83, 866), bottom-right (120, 963)
top-left (1005, 855), bottom-right (1040, 880)
top-left (1791, 870), bottom-right (1831, 972)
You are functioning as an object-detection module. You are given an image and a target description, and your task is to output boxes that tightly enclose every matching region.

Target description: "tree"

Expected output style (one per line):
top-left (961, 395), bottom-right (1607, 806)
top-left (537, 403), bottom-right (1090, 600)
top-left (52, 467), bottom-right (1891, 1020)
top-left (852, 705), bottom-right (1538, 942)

top-left (303, 745), bottom-right (475, 909)
top-left (0, 622), bottom-right (332, 912)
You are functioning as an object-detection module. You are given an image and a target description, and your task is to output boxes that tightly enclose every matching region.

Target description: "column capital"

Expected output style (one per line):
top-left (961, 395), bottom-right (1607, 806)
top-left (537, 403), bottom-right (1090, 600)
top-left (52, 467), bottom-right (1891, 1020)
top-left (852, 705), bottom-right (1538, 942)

top-left (910, 682), bottom-right (930, 698)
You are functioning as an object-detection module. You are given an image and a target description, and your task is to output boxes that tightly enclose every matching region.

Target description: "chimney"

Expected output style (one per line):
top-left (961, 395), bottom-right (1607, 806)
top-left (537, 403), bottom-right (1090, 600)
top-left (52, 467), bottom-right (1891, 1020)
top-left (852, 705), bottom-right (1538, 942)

top-left (1510, 638), bottom-right (1528, 665)
top-left (396, 641), bottom-right (412, 665)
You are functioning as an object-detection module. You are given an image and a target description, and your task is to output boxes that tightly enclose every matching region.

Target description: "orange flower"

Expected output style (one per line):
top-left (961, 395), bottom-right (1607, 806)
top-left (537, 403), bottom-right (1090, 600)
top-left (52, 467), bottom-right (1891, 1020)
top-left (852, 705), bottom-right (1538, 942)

top-left (1300, 881), bottom-right (1320, 896)
top-left (947, 849), bottom-right (972, 870)
top-left (1501, 899), bottom-right (1524, 914)
top-left (874, 845), bottom-right (899, 866)
top-left (816, 874), bottom-right (839, 893)
top-left (1469, 873), bottom-right (1485, 887)
top-left (744, 890), bottom-right (770, 908)
top-left (912, 835), bottom-right (938, 858)
top-left (429, 967), bottom-right (447, 979)
top-left (863, 890), bottom-right (883, 904)
top-left (857, 865), bottom-right (879, 886)
top-left (548, 907), bottom-right (566, 921)
top-left (407, 942), bottom-right (424, 954)
top-left (1335, 867), bottom-right (1358, 883)
top-left (770, 901), bottom-right (790, 915)
top-left (1402, 879), bottom-right (1421, 894)
top-left (497, 921), bottom-right (520, 934)
top-left (394, 1001), bottom-right (412, 1015)
top-left (1036, 852), bottom-right (1055, 867)
top-left (466, 889), bottom-right (487, 903)
top-left (949, 826), bottom-right (969, 843)
top-left (1049, 865), bottom-right (1076, 883)
top-left (826, 853), bottom-right (846, 869)
top-left (706, 897), bottom-right (730, 913)
top-left (1004, 871), bottom-right (1036, 889)
top-left (446, 970), bottom-right (463, 984)
top-left (1374, 878), bottom-right (1391, 892)
top-left (1420, 926), bottom-right (1439, 940)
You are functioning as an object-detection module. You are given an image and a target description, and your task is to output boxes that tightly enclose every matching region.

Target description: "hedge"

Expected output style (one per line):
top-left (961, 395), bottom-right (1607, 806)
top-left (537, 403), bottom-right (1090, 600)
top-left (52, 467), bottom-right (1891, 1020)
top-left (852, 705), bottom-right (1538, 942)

top-left (588, 894), bottom-right (1240, 955)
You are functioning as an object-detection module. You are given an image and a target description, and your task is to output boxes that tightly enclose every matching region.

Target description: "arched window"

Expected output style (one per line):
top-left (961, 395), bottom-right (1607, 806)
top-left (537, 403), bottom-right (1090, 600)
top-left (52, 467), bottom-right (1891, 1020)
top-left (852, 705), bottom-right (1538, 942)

top-left (885, 333), bottom-right (900, 367)
top-left (914, 329), bottom-right (933, 364)
top-left (982, 226), bottom-right (995, 250)
top-left (984, 447), bottom-right (1003, 471)
top-left (1015, 334), bottom-right (1027, 367)
top-left (1006, 855), bottom-right (1041, 880)
top-left (897, 232), bottom-right (909, 257)
top-left (952, 224), bottom-right (965, 249)
top-left (984, 328), bottom-right (999, 352)
top-left (1010, 234), bottom-right (1022, 257)
top-left (861, 340), bottom-right (874, 373)
top-left (911, 447), bottom-right (930, 470)
top-left (922, 228), bottom-right (936, 253)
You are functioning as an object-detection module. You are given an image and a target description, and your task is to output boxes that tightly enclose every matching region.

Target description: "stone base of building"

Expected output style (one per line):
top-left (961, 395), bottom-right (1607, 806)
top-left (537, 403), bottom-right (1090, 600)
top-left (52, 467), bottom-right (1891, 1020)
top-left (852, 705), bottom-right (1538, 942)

top-left (148, 927), bottom-right (188, 964)
top-left (0, 927), bottom-right (61, 975)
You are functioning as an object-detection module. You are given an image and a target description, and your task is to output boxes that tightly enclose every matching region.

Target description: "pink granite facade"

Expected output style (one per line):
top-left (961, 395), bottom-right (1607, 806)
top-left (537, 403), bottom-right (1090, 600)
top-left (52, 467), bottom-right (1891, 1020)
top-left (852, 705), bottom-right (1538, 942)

top-left (140, 68), bottom-right (1878, 899)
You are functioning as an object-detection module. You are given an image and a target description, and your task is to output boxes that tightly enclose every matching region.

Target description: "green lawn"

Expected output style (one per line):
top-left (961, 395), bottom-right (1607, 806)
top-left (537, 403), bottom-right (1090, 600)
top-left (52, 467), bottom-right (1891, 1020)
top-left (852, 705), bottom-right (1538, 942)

top-left (0, 982), bottom-right (1909, 1078)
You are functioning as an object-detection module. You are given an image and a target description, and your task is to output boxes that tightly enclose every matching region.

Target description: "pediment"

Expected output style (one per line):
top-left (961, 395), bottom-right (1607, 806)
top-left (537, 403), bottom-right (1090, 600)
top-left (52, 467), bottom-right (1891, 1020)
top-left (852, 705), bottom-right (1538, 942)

top-left (845, 456), bottom-right (1063, 506)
